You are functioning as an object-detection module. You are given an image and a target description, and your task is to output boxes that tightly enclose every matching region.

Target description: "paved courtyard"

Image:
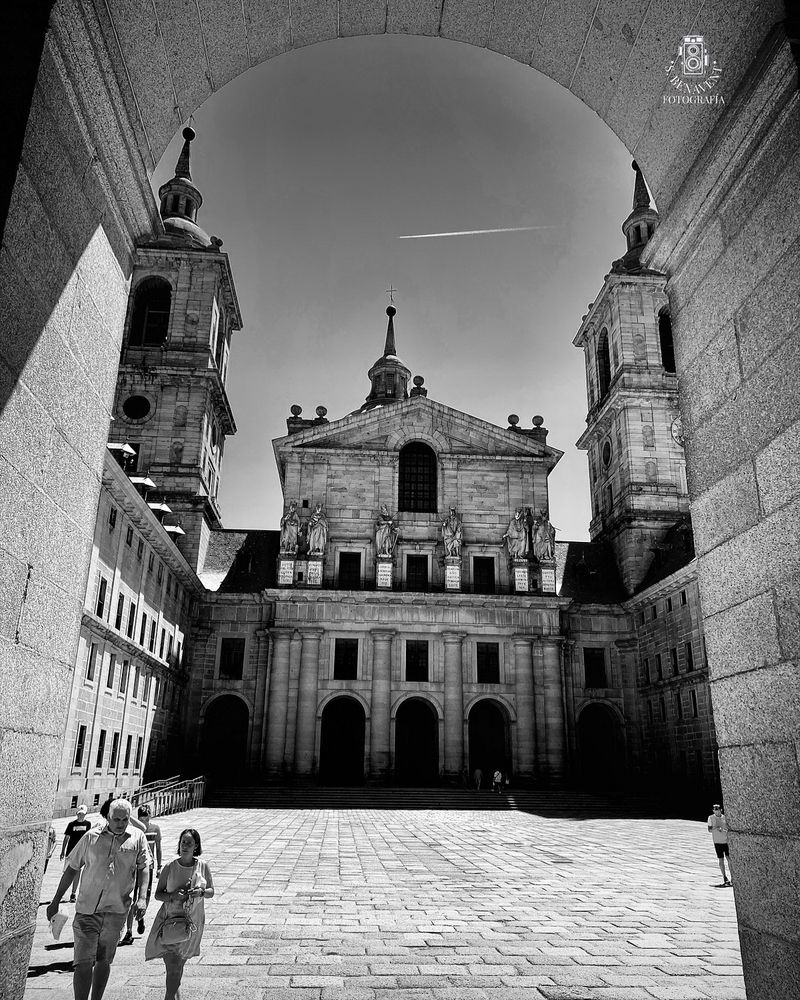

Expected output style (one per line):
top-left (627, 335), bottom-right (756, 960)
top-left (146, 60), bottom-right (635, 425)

top-left (27, 801), bottom-right (744, 999)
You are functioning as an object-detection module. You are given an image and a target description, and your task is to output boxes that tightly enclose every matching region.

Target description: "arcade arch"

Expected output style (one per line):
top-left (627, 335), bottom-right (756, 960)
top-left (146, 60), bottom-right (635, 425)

top-left (468, 698), bottom-right (512, 783)
top-left (575, 701), bottom-right (625, 794)
top-left (199, 693), bottom-right (250, 778)
top-left (318, 696), bottom-right (366, 786)
top-left (394, 696), bottom-right (440, 785)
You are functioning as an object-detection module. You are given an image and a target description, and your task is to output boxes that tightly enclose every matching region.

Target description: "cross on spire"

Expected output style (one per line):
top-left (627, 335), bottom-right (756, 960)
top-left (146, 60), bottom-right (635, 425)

top-left (386, 284), bottom-right (397, 305)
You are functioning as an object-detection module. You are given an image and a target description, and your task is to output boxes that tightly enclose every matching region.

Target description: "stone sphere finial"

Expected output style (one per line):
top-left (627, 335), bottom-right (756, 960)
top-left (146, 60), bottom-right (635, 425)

top-left (413, 375), bottom-right (424, 387)
top-left (182, 126), bottom-right (196, 142)
top-left (290, 404), bottom-right (302, 416)
top-left (315, 405), bottom-right (328, 417)
top-left (386, 305), bottom-right (396, 318)
top-left (532, 415), bottom-right (544, 427)
top-left (508, 414), bottom-right (519, 426)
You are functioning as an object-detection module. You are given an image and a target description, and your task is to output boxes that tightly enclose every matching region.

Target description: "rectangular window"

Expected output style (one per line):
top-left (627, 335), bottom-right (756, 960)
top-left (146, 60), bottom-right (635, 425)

top-left (137, 539), bottom-right (144, 560)
top-left (659, 697), bottom-right (666, 722)
top-left (406, 555), bottom-right (428, 592)
top-left (690, 689), bottom-right (699, 717)
top-left (124, 734), bottom-right (132, 769)
top-left (666, 595), bottom-right (673, 613)
top-left (132, 664), bottom-right (140, 700)
top-left (685, 642), bottom-right (695, 671)
top-left (680, 589), bottom-right (687, 606)
top-left (95, 729), bottom-right (107, 769)
top-left (583, 647), bottom-right (607, 688)
top-left (638, 610), bottom-right (645, 626)
top-left (157, 562), bottom-right (164, 583)
top-left (219, 637), bottom-right (246, 680)
top-left (125, 526), bottom-right (133, 546)
top-left (338, 552), bottom-right (362, 589)
top-left (95, 577), bottom-right (108, 618)
top-left (149, 621), bottom-right (156, 652)
top-left (476, 642), bottom-right (500, 684)
top-left (119, 659), bottom-right (129, 694)
top-left (647, 701), bottom-right (654, 725)
top-left (167, 634), bottom-right (173, 660)
top-left (159, 628), bottom-right (166, 658)
top-left (176, 642), bottom-right (183, 666)
top-left (472, 557), bottom-right (496, 595)
top-left (676, 692), bottom-right (683, 720)
top-left (655, 653), bottom-right (663, 680)
top-left (135, 736), bottom-right (143, 771)
top-left (148, 552), bottom-right (154, 573)
top-left (405, 640), bottom-right (429, 682)
top-left (108, 506), bottom-right (117, 530)
top-left (127, 602), bottom-right (136, 639)
top-left (74, 725), bottom-right (87, 768)
top-left (85, 642), bottom-right (99, 681)
top-left (106, 653), bottom-right (116, 689)
top-left (139, 613), bottom-right (148, 646)
top-left (651, 604), bottom-right (658, 620)
top-left (114, 595), bottom-right (124, 630)
top-left (643, 657), bottom-right (650, 683)
top-left (109, 731), bottom-right (120, 768)
top-left (670, 647), bottom-right (679, 675)
top-left (333, 638), bottom-right (359, 680)
top-left (143, 673), bottom-right (151, 702)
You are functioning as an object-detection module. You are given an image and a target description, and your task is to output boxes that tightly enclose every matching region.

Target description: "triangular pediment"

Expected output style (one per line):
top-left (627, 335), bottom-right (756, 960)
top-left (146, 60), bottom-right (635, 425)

top-left (273, 396), bottom-right (562, 465)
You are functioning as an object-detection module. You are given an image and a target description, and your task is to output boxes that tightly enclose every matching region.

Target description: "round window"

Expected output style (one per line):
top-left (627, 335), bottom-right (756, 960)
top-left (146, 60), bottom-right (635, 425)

top-left (602, 440), bottom-right (612, 466)
top-left (122, 395), bottom-right (151, 420)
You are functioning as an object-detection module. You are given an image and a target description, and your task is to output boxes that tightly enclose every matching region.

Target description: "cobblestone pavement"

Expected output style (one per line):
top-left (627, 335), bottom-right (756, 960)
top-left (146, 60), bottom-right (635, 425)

top-left (27, 802), bottom-right (744, 1000)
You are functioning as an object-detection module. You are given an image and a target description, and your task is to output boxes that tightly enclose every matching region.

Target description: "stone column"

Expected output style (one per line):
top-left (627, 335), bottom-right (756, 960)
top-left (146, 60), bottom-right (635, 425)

top-left (615, 637), bottom-right (641, 781)
top-left (541, 637), bottom-right (567, 784)
top-left (442, 632), bottom-right (465, 780)
top-left (294, 630), bottom-right (322, 776)
top-left (532, 641), bottom-right (547, 780)
top-left (512, 636), bottom-right (535, 782)
top-left (369, 630), bottom-right (394, 780)
top-left (264, 629), bottom-right (292, 775)
top-left (249, 628), bottom-right (270, 772)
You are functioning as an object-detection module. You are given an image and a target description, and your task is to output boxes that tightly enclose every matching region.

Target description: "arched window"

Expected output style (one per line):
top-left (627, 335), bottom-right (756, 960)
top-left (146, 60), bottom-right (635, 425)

top-left (398, 441), bottom-right (437, 513)
top-left (659, 309), bottom-right (676, 373)
top-left (129, 277), bottom-right (171, 347)
top-left (597, 329), bottom-right (611, 400)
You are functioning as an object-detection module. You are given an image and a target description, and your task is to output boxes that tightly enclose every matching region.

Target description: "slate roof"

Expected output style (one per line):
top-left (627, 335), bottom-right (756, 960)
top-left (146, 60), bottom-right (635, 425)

top-left (200, 529), bottom-right (280, 592)
top-left (635, 515), bottom-right (696, 593)
top-left (555, 540), bottom-right (627, 604)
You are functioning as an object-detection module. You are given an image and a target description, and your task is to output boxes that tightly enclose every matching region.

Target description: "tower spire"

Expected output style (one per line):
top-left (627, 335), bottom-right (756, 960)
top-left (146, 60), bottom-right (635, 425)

top-left (174, 125), bottom-right (194, 180)
top-left (362, 305), bottom-right (411, 411)
top-left (155, 125), bottom-right (216, 250)
top-left (611, 160), bottom-right (660, 275)
top-left (383, 305), bottom-right (397, 357)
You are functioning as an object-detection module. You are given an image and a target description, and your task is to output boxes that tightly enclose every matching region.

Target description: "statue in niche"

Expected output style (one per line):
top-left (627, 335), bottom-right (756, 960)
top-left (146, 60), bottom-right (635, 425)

top-left (532, 511), bottom-right (556, 562)
top-left (279, 500), bottom-right (300, 555)
top-left (170, 441), bottom-right (184, 464)
top-left (503, 507), bottom-right (529, 560)
top-left (173, 405), bottom-right (187, 428)
top-left (441, 506), bottom-right (463, 558)
top-left (375, 504), bottom-right (399, 556)
top-left (306, 502), bottom-right (328, 557)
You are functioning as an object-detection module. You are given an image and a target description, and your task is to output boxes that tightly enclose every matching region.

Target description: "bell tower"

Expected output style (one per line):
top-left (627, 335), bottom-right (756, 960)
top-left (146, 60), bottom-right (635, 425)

top-left (573, 162), bottom-right (688, 595)
top-left (113, 126), bottom-right (242, 572)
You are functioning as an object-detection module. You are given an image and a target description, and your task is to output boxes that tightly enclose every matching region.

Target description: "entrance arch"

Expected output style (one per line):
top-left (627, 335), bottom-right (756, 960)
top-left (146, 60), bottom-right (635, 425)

top-left (468, 699), bottom-right (510, 783)
top-left (318, 696), bottom-right (366, 786)
top-left (199, 695), bottom-right (249, 779)
top-left (394, 698), bottom-right (439, 786)
top-left (576, 703), bottom-right (625, 794)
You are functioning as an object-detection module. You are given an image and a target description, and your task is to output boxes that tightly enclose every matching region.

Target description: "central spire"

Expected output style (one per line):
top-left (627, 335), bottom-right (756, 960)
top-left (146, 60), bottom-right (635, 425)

top-left (362, 305), bottom-right (411, 411)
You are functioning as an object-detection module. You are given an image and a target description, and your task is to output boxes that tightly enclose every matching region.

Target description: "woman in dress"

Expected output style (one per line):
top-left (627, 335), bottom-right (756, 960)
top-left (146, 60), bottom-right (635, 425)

top-left (145, 828), bottom-right (214, 999)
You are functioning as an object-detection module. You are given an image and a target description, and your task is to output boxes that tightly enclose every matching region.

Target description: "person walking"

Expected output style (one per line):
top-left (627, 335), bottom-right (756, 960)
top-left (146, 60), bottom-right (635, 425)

top-left (146, 828), bottom-right (214, 1000)
top-left (472, 767), bottom-right (483, 791)
top-left (60, 803), bottom-right (92, 902)
top-left (121, 804), bottom-right (163, 945)
top-left (707, 803), bottom-right (732, 886)
top-left (492, 769), bottom-right (504, 794)
top-left (46, 798), bottom-right (151, 1000)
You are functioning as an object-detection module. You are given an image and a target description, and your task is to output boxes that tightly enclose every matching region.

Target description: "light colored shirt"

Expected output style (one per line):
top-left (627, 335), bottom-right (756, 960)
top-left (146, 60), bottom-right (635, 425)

top-left (707, 813), bottom-right (728, 844)
top-left (67, 826), bottom-right (151, 914)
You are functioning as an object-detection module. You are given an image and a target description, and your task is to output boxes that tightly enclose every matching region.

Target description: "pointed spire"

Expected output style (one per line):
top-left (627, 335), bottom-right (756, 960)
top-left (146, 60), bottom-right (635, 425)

top-left (174, 126), bottom-right (195, 180)
top-left (612, 160), bottom-right (660, 275)
top-left (155, 124), bottom-right (214, 249)
top-left (383, 305), bottom-right (397, 357)
top-left (631, 160), bottom-right (650, 211)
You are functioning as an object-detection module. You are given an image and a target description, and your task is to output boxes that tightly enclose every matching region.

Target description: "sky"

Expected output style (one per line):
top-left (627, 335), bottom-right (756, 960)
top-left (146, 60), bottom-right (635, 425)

top-left (152, 34), bottom-right (639, 543)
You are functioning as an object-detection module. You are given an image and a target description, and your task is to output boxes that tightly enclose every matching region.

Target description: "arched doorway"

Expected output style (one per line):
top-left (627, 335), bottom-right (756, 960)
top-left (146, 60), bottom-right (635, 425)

top-left (395, 698), bottom-right (439, 786)
top-left (200, 695), bottom-right (249, 781)
top-left (318, 697), bottom-right (366, 786)
top-left (468, 700), bottom-right (510, 784)
top-left (576, 703), bottom-right (624, 793)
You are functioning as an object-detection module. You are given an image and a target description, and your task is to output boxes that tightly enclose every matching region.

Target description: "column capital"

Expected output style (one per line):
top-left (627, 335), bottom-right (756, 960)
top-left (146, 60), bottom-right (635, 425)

top-left (442, 631), bottom-right (466, 644)
top-left (270, 627), bottom-right (294, 641)
top-left (299, 628), bottom-right (324, 641)
top-left (370, 629), bottom-right (397, 640)
top-left (511, 634), bottom-right (534, 648)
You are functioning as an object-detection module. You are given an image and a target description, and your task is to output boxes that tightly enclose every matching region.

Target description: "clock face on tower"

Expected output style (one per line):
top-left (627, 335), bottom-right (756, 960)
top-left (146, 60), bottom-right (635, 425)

top-left (671, 416), bottom-right (684, 447)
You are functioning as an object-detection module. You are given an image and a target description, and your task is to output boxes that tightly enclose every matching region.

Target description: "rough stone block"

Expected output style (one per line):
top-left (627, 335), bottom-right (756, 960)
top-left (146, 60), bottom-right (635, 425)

top-left (739, 924), bottom-right (800, 1000)
top-left (718, 742), bottom-right (800, 836)
top-left (291, 0), bottom-right (338, 46)
top-left (703, 591), bottom-right (782, 679)
top-left (710, 662), bottom-right (800, 745)
top-left (689, 460), bottom-right (759, 553)
top-left (0, 730), bottom-right (63, 829)
top-left (678, 322), bottom-right (741, 431)
top-left (196, 0), bottom-right (251, 88)
top-left (0, 922), bottom-right (35, 1000)
top-left (729, 832), bottom-right (800, 944)
top-left (754, 418), bottom-right (800, 517)
top-left (439, 0), bottom-right (493, 46)
top-left (339, 0), bottom-right (387, 36)
top-left (735, 242), bottom-right (800, 378)
top-left (487, 0), bottom-right (538, 62)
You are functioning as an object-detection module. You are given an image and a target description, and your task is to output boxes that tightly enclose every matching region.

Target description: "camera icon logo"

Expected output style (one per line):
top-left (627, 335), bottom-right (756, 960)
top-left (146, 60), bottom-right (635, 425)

top-left (679, 35), bottom-right (709, 76)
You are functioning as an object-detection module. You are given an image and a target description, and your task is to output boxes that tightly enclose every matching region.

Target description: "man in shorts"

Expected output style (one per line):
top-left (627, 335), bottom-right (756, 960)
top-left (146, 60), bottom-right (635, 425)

top-left (120, 803), bottom-right (162, 944)
top-left (46, 798), bottom-right (151, 1000)
top-left (60, 803), bottom-right (92, 902)
top-left (707, 802), bottom-right (732, 886)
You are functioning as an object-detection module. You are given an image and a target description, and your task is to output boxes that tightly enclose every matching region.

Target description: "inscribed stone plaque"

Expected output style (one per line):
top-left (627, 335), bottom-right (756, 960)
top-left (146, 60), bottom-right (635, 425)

top-left (307, 559), bottom-right (323, 587)
top-left (540, 565), bottom-right (556, 593)
top-left (376, 560), bottom-right (393, 589)
top-left (278, 559), bottom-right (295, 586)
top-left (445, 562), bottom-right (461, 591)
top-left (513, 564), bottom-right (529, 592)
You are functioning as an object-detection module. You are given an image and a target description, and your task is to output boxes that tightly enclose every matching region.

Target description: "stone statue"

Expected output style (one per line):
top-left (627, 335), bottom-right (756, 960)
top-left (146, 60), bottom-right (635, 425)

top-left (279, 500), bottom-right (300, 555)
top-left (532, 512), bottom-right (556, 562)
top-left (306, 502), bottom-right (328, 557)
top-left (503, 507), bottom-right (529, 560)
top-left (375, 504), bottom-right (399, 556)
top-left (441, 506), bottom-right (463, 558)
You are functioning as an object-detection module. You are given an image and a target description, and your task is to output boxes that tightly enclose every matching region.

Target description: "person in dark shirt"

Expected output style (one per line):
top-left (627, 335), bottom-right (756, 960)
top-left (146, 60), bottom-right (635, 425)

top-left (61, 804), bottom-right (92, 902)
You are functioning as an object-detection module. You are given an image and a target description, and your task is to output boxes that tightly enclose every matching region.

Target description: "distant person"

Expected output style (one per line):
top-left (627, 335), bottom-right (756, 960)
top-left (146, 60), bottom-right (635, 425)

top-left (120, 804), bottom-right (163, 945)
top-left (60, 804), bottom-right (92, 902)
top-left (707, 803), bottom-right (732, 886)
top-left (43, 824), bottom-right (57, 873)
top-left (146, 828), bottom-right (214, 1000)
top-left (46, 798), bottom-right (151, 1000)
top-left (473, 767), bottom-right (483, 791)
top-left (492, 769), bottom-right (504, 794)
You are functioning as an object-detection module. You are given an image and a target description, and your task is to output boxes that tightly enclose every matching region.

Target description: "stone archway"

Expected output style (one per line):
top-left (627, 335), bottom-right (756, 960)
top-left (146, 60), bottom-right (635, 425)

top-left (199, 694), bottom-right (250, 780)
top-left (576, 702), bottom-right (625, 795)
top-left (395, 698), bottom-right (439, 786)
top-left (318, 696), bottom-right (366, 786)
top-left (468, 699), bottom-right (510, 785)
top-left (3, 5), bottom-right (800, 995)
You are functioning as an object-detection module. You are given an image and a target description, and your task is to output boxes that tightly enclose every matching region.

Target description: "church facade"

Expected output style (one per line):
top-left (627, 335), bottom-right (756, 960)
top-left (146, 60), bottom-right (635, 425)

top-left (54, 138), bottom-right (719, 811)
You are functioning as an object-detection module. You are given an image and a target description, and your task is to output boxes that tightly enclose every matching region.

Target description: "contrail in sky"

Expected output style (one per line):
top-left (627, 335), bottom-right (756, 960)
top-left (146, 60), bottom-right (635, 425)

top-left (397, 225), bottom-right (555, 239)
